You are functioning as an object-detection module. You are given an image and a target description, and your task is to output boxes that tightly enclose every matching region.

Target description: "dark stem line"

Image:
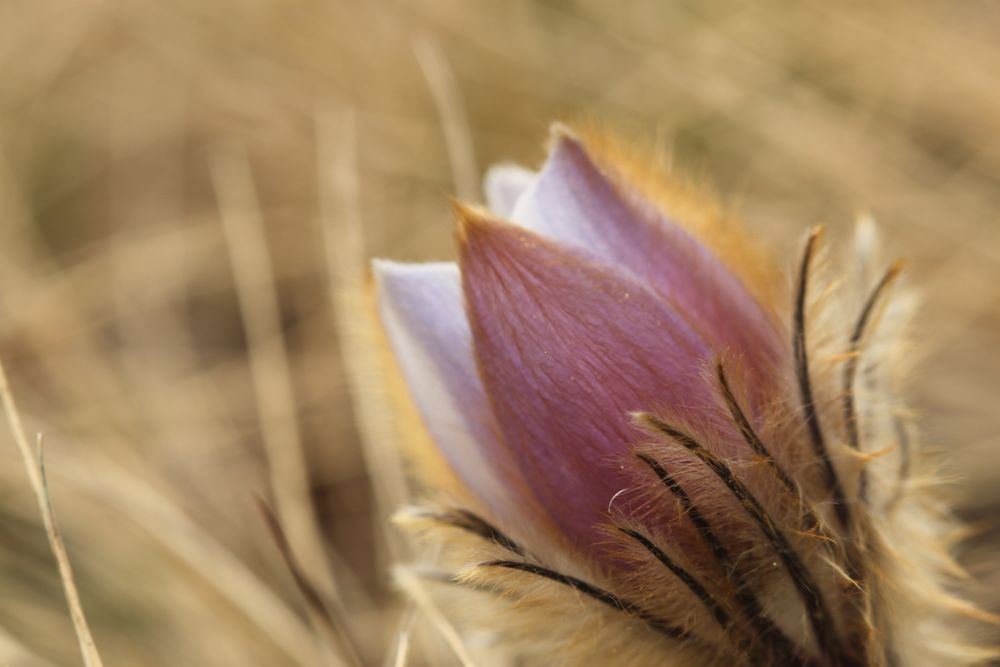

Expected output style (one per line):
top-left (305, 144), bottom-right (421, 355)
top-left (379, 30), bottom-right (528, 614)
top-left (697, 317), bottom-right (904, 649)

top-left (256, 498), bottom-right (366, 667)
top-left (843, 262), bottom-right (903, 503)
top-left (846, 258), bottom-right (906, 647)
top-left (618, 527), bottom-right (771, 663)
top-left (617, 527), bottom-right (731, 630)
top-left (717, 362), bottom-right (798, 495)
top-left (717, 362), bottom-right (832, 542)
top-left (720, 359), bottom-right (877, 663)
top-left (637, 453), bottom-right (805, 666)
top-left (480, 560), bottom-right (689, 640)
top-left (416, 508), bottom-right (526, 557)
top-left (641, 416), bottom-right (852, 666)
top-left (885, 415), bottom-right (911, 512)
top-left (795, 227), bottom-right (851, 530)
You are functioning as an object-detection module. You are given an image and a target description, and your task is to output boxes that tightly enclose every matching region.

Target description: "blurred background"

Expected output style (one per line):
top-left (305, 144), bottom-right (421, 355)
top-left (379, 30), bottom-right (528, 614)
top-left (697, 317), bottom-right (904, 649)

top-left (0, 1), bottom-right (997, 665)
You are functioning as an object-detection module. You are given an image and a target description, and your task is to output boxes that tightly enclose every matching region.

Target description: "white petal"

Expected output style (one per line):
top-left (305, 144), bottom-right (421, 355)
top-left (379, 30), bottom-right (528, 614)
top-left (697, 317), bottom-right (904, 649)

top-left (483, 164), bottom-right (535, 219)
top-left (508, 128), bottom-right (624, 254)
top-left (373, 260), bottom-right (511, 514)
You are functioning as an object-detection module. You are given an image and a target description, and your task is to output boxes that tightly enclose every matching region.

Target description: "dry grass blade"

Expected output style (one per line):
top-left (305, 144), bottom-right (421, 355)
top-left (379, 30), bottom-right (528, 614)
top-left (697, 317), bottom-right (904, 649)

top-left (56, 456), bottom-right (321, 666)
top-left (385, 606), bottom-right (415, 667)
top-left (210, 144), bottom-right (342, 606)
top-left (413, 35), bottom-right (480, 203)
top-left (0, 624), bottom-right (59, 667)
top-left (318, 107), bottom-right (409, 558)
top-left (0, 1), bottom-right (998, 662)
top-left (395, 568), bottom-right (478, 667)
top-left (256, 498), bottom-right (364, 667)
top-left (0, 358), bottom-right (104, 667)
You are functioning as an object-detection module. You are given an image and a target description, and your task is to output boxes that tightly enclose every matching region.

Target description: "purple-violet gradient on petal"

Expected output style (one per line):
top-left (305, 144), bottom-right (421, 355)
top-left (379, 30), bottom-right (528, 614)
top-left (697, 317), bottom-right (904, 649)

top-left (509, 129), bottom-right (783, 397)
top-left (459, 210), bottom-right (726, 552)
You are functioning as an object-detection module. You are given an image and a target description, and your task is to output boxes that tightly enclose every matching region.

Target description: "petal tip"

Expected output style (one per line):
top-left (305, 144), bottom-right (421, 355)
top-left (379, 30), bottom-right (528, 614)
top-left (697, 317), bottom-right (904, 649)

top-left (547, 121), bottom-right (588, 157)
top-left (371, 258), bottom-right (398, 293)
top-left (371, 257), bottom-right (398, 276)
top-left (483, 164), bottom-right (535, 218)
top-left (371, 258), bottom-right (414, 288)
top-left (455, 202), bottom-right (506, 245)
top-left (548, 120), bottom-right (580, 143)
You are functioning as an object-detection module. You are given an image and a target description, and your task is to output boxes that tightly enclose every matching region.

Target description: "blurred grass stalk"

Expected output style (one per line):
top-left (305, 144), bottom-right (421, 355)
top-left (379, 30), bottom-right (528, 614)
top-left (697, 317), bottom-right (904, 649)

top-left (0, 361), bottom-right (103, 667)
top-left (0, 1), bottom-right (998, 665)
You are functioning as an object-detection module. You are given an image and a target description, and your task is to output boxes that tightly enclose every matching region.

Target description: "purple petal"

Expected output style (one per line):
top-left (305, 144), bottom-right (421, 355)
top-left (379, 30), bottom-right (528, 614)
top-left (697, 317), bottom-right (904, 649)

top-left (484, 164), bottom-right (535, 219)
top-left (509, 129), bottom-right (783, 391)
top-left (374, 260), bottom-right (515, 518)
top-left (459, 212), bottom-right (727, 552)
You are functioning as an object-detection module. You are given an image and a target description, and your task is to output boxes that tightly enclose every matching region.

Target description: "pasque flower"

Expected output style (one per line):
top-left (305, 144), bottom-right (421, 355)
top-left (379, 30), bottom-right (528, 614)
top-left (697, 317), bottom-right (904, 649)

top-left (375, 126), bottom-right (986, 667)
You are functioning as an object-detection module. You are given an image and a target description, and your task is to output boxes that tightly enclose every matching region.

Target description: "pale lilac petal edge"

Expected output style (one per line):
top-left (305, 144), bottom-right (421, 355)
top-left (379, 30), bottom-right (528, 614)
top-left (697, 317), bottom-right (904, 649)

top-left (373, 259), bottom-right (511, 514)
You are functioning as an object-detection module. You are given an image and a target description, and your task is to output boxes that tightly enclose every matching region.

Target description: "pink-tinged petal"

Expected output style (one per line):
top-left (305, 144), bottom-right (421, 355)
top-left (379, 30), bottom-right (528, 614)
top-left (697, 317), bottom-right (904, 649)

top-left (459, 212), bottom-right (728, 552)
top-left (509, 129), bottom-right (783, 390)
top-left (483, 164), bottom-right (535, 219)
top-left (374, 260), bottom-right (514, 517)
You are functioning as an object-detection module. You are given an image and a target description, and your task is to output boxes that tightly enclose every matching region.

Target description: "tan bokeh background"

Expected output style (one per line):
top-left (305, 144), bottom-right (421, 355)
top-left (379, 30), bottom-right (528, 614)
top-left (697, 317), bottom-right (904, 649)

top-left (0, 1), bottom-right (997, 664)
